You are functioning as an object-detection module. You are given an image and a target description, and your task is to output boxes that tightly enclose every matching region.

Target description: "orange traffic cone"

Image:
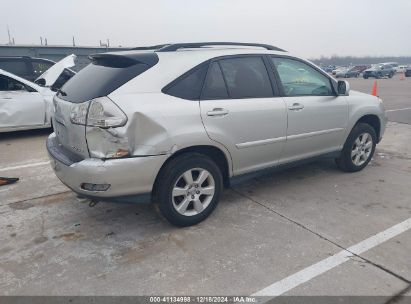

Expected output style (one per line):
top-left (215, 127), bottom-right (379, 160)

top-left (371, 80), bottom-right (378, 96)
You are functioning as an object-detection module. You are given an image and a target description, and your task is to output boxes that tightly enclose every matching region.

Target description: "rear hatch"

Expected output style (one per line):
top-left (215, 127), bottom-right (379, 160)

top-left (52, 51), bottom-right (159, 160)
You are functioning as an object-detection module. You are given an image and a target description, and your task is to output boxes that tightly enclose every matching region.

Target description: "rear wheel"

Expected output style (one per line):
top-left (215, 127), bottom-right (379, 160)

top-left (155, 153), bottom-right (223, 227)
top-left (335, 123), bottom-right (376, 172)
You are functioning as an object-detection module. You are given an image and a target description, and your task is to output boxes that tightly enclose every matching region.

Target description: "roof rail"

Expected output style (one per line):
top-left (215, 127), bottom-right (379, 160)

top-left (131, 44), bottom-right (170, 51)
top-left (157, 42), bottom-right (286, 52)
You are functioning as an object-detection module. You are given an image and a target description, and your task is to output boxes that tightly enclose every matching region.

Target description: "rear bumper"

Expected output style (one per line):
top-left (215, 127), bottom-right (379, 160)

top-left (47, 133), bottom-right (168, 203)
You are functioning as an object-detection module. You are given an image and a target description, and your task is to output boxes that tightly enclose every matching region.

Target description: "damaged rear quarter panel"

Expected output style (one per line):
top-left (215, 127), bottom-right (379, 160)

top-left (86, 92), bottom-right (216, 159)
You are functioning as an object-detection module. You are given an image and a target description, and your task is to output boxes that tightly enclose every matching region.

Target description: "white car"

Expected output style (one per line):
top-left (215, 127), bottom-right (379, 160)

top-left (0, 55), bottom-right (76, 133)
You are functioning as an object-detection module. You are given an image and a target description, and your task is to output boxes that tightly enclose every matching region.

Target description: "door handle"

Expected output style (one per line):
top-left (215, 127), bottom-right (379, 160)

top-left (207, 108), bottom-right (229, 117)
top-left (2, 97), bottom-right (12, 100)
top-left (288, 103), bottom-right (304, 111)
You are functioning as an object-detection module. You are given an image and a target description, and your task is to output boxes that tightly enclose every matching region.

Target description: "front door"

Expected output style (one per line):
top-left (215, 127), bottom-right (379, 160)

top-left (269, 56), bottom-right (348, 163)
top-left (200, 56), bottom-right (287, 175)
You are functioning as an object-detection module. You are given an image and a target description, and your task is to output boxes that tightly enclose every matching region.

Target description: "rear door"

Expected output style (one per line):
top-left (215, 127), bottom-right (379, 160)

top-left (0, 74), bottom-right (45, 129)
top-left (200, 56), bottom-right (287, 175)
top-left (269, 56), bottom-right (348, 163)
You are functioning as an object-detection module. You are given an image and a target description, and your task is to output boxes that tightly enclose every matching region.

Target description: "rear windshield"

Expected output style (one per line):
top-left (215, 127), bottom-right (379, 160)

top-left (58, 54), bottom-right (157, 103)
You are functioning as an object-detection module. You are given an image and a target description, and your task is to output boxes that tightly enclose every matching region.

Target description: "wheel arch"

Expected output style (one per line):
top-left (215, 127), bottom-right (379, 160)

top-left (355, 114), bottom-right (381, 142)
top-left (153, 145), bottom-right (232, 199)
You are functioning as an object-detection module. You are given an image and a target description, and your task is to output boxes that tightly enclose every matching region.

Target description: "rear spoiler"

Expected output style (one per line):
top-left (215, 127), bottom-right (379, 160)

top-left (89, 52), bottom-right (159, 68)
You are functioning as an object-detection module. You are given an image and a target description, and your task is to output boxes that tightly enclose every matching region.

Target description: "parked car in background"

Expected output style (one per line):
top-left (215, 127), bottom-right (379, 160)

top-left (320, 65), bottom-right (335, 73)
top-left (405, 66), bottom-right (411, 77)
top-left (335, 67), bottom-right (360, 78)
top-left (0, 55), bottom-right (76, 133)
top-left (332, 66), bottom-right (348, 75)
top-left (352, 65), bottom-right (370, 74)
top-left (47, 42), bottom-right (386, 226)
top-left (0, 56), bottom-right (56, 82)
top-left (363, 64), bottom-right (396, 79)
top-left (382, 62), bottom-right (399, 71)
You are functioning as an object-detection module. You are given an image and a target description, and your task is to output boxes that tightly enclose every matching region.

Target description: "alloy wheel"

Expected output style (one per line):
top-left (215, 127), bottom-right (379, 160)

top-left (351, 132), bottom-right (373, 166)
top-left (172, 168), bottom-right (215, 216)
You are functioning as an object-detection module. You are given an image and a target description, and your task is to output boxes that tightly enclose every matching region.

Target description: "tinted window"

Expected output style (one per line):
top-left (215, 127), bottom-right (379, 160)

top-left (271, 57), bottom-right (333, 96)
top-left (219, 57), bottom-right (273, 99)
top-left (201, 62), bottom-right (228, 99)
top-left (0, 75), bottom-right (28, 91)
top-left (59, 56), bottom-right (157, 103)
top-left (32, 60), bottom-right (54, 77)
top-left (0, 60), bottom-right (29, 76)
top-left (165, 64), bottom-right (208, 100)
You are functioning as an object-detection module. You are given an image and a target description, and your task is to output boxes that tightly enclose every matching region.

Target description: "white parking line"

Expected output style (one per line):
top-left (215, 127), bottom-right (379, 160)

top-left (0, 161), bottom-right (50, 172)
top-left (386, 107), bottom-right (411, 112)
top-left (252, 217), bottom-right (411, 297)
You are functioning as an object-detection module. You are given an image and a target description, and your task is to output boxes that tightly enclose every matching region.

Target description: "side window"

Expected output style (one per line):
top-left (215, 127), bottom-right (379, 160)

top-left (271, 57), bottom-right (334, 96)
top-left (164, 64), bottom-right (208, 100)
top-left (201, 62), bottom-right (229, 99)
top-left (0, 60), bottom-right (29, 77)
top-left (0, 75), bottom-right (28, 92)
top-left (32, 60), bottom-right (54, 77)
top-left (218, 57), bottom-right (273, 99)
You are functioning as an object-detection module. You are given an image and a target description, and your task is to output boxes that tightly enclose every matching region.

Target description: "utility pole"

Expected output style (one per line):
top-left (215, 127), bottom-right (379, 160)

top-left (72, 36), bottom-right (75, 47)
top-left (7, 25), bottom-right (11, 45)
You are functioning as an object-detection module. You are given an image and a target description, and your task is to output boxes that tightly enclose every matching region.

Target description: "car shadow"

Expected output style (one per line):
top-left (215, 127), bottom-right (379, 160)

top-left (0, 128), bottom-right (52, 142)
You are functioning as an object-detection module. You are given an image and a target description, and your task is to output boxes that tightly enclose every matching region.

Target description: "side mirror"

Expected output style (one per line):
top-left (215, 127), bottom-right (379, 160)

top-left (337, 80), bottom-right (350, 96)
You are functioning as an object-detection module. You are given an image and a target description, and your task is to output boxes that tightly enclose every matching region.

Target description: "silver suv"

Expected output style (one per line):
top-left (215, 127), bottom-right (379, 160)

top-left (47, 42), bottom-right (387, 226)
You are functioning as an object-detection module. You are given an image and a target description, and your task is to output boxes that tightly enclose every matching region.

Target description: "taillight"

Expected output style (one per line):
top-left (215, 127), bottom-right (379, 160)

top-left (70, 97), bottom-right (127, 128)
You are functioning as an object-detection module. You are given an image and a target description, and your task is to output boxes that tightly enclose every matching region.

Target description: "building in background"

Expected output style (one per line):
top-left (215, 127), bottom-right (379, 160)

top-left (0, 45), bottom-right (131, 71)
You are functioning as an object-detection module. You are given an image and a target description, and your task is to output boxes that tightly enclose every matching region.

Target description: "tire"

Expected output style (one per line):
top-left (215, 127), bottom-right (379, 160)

top-left (388, 73), bottom-right (394, 78)
top-left (154, 153), bottom-right (223, 227)
top-left (363, 75), bottom-right (368, 79)
top-left (335, 123), bottom-right (377, 172)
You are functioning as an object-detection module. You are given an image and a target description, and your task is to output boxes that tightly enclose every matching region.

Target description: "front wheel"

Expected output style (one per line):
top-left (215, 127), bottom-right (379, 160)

top-left (155, 153), bottom-right (223, 227)
top-left (335, 123), bottom-right (377, 172)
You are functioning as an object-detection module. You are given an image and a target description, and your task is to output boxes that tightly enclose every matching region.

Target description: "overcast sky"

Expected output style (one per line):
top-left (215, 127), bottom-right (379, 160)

top-left (1, 0), bottom-right (410, 58)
